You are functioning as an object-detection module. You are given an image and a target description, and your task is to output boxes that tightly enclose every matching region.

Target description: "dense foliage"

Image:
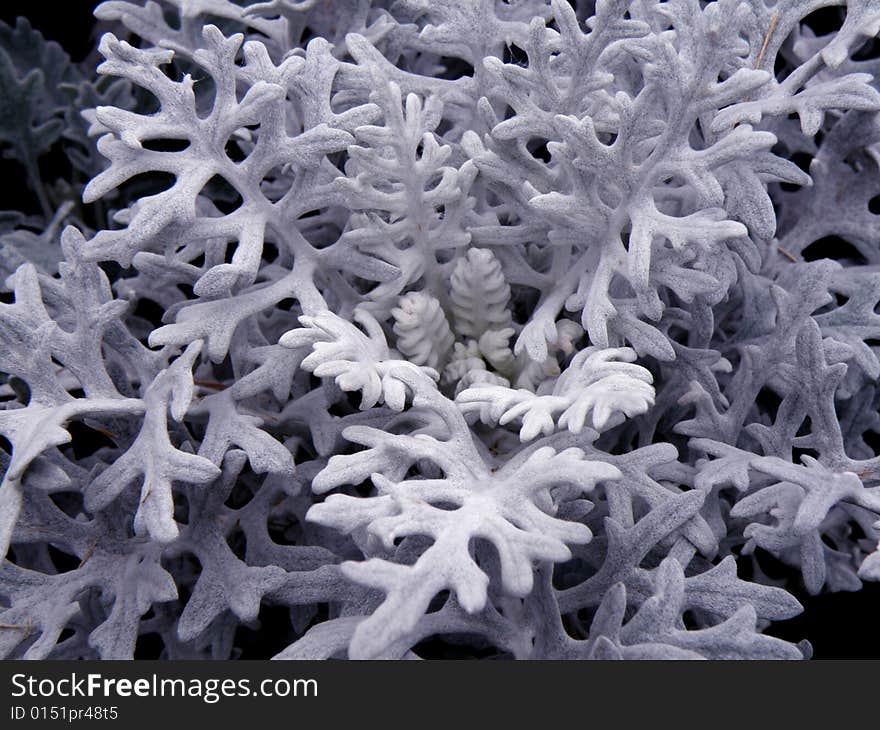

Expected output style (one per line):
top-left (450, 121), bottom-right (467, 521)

top-left (2, 0), bottom-right (880, 660)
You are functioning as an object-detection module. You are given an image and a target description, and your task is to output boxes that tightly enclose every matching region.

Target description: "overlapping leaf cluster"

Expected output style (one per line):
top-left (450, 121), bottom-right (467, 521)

top-left (2, 0), bottom-right (880, 660)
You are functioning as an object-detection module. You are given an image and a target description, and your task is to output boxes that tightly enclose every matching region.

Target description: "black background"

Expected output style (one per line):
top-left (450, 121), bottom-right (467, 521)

top-left (2, 0), bottom-right (880, 660)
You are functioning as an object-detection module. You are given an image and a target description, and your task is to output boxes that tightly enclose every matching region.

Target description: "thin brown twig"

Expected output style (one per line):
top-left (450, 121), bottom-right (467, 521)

top-left (777, 245), bottom-right (798, 262)
top-left (77, 541), bottom-right (98, 569)
top-left (0, 620), bottom-right (31, 633)
top-left (193, 379), bottom-right (229, 391)
top-left (91, 425), bottom-right (119, 442)
top-left (756, 13), bottom-right (780, 71)
top-left (744, 13), bottom-right (780, 103)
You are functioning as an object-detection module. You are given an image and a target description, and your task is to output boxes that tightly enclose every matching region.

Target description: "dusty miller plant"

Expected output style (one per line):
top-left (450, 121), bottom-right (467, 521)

top-left (2, 0), bottom-right (880, 660)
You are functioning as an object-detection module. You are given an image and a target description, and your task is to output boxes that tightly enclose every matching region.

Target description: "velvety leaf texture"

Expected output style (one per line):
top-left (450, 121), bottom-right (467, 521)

top-left (2, 0), bottom-right (880, 660)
